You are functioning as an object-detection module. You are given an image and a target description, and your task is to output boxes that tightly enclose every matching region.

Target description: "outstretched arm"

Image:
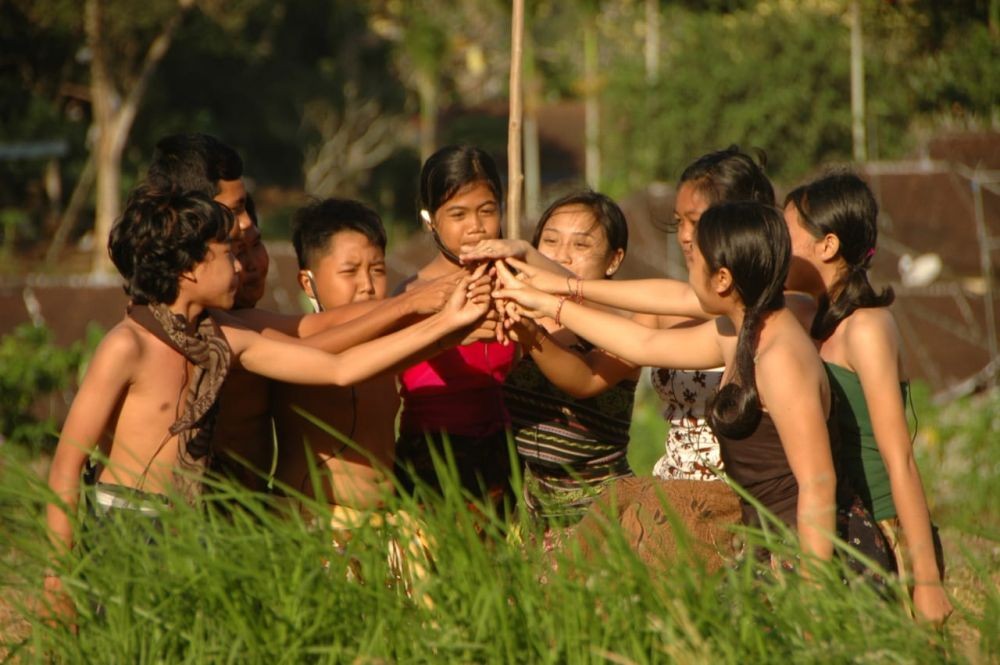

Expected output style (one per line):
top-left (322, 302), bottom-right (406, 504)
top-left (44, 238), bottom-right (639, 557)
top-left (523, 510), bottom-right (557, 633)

top-left (500, 257), bottom-right (707, 318)
top-left (227, 270), bottom-right (491, 386)
top-left (512, 318), bottom-right (640, 398)
top-left (494, 260), bottom-right (724, 370)
top-left (847, 311), bottom-right (951, 624)
top-left (227, 272), bottom-right (464, 352)
top-left (756, 344), bottom-right (837, 565)
top-left (460, 238), bottom-right (572, 276)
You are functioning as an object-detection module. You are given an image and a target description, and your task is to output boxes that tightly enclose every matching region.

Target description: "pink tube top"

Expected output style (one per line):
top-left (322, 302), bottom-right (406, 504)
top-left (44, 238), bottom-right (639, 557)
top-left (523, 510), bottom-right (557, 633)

top-left (398, 341), bottom-right (515, 437)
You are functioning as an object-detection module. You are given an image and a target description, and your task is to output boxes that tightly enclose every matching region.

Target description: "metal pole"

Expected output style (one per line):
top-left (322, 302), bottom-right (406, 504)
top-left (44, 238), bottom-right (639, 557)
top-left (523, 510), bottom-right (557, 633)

top-left (850, 0), bottom-right (867, 162)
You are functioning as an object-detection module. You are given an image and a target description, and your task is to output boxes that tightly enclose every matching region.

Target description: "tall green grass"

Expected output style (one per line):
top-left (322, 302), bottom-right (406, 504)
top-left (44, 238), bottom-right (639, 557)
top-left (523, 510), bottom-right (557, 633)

top-left (1, 438), bottom-right (987, 664)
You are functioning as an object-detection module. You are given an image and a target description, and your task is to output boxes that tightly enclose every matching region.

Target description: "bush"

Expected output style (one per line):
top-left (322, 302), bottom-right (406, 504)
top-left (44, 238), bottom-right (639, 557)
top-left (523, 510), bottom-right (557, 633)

top-left (0, 323), bottom-right (101, 452)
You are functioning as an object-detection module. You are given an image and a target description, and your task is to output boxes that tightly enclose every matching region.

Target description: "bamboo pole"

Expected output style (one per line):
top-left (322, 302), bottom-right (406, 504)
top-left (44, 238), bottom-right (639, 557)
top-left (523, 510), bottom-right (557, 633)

top-left (507, 0), bottom-right (525, 240)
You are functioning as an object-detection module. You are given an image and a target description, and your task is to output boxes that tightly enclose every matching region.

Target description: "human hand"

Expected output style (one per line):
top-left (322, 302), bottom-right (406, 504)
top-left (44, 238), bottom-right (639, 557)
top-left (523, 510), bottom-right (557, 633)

top-left (458, 310), bottom-right (500, 345)
top-left (507, 317), bottom-right (543, 349)
top-left (501, 256), bottom-right (574, 295)
top-left (492, 260), bottom-right (560, 320)
top-left (442, 263), bottom-right (491, 329)
top-left (913, 583), bottom-right (953, 626)
top-left (42, 572), bottom-right (77, 632)
top-left (405, 271), bottom-right (464, 315)
top-left (459, 238), bottom-right (530, 264)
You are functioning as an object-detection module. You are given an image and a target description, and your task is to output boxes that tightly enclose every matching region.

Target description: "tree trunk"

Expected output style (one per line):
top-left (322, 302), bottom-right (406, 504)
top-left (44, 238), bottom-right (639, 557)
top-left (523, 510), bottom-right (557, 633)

top-left (850, 0), bottom-right (867, 163)
top-left (523, 34), bottom-right (541, 223)
top-left (417, 70), bottom-right (438, 163)
top-left (583, 16), bottom-right (600, 190)
top-left (87, 0), bottom-right (117, 274)
top-left (87, 0), bottom-right (193, 274)
top-left (644, 0), bottom-right (660, 84)
top-left (45, 155), bottom-right (95, 266)
top-left (507, 0), bottom-right (525, 240)
top-left (92, 127), bottom-right (122, 274)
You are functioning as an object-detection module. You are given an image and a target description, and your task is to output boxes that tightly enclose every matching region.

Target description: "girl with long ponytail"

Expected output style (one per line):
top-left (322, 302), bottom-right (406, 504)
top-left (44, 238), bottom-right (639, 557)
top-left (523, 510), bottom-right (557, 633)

top-left (494, 201), bottom-right (891, 573)
top-left (784, 173), bottom-right (952, 623)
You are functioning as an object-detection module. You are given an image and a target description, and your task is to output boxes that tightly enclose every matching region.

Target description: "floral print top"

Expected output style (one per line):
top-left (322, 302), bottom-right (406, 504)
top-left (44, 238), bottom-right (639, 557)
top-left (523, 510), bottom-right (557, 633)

top-left (650, 367), bottom-right (725, 481)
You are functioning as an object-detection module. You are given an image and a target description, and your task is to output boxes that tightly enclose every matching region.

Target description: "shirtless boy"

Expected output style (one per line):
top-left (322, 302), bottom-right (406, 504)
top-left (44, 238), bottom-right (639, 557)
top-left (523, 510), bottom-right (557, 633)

top-left (45, 186), bottom-right (490, 600)
top-left (145, 134), bottom-right (459, 487)
top-left (273, 199), bottom-right (399, 512)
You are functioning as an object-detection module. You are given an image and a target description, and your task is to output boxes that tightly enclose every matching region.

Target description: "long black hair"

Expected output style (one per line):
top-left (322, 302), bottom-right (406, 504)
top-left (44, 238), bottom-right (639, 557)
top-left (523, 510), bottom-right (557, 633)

top-left (418, 145), bottom-right (503, 263)
top-left (673, 146), bottom-right (775, 229)
top-left (785, 173), bottom-right (893, 341)
top-left (531, 189), bottom-right (629, 271)
top-left (700, 201), bottom-right (790, 439)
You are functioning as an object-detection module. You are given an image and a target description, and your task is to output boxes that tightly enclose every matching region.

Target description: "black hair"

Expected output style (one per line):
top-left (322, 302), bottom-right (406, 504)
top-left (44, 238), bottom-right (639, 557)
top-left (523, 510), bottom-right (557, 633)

top-left (671, 146), bottom-right (775, 230)
top-left (700, 201), bottom-right (790, 439)
top-left (418, 144), bottom-right (503, 217)
top-left (109, 185), bottom-right (235, 305)
top-left (291, 198), bottom-right (387, 270)
top-left (531, 190), bottom-right (629, 267)
top-left (146, 133), bottom-right (244, 198)
top-left (785, 172), bottom-right (894, 341)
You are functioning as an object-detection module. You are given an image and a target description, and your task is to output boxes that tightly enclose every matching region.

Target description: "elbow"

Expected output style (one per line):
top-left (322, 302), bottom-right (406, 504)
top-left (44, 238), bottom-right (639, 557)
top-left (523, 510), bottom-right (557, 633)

top-left (563, 382), bottom-right (606, 399)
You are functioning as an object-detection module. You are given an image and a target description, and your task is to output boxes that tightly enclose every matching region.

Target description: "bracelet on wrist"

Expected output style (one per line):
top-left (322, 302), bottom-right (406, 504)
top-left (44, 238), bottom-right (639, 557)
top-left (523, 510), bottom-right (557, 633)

top-left (554, 296), bottom-right (568, 327)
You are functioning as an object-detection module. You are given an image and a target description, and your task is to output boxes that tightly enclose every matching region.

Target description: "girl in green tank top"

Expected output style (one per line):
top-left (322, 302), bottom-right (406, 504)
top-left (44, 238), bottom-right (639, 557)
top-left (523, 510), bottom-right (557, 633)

top-left (783, 173), bottom-right (951, 625)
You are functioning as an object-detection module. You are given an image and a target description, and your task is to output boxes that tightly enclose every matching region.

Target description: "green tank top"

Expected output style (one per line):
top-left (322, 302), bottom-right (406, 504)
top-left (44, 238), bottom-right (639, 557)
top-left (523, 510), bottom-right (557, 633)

top-left (826, 362), bottom-right (908, 521)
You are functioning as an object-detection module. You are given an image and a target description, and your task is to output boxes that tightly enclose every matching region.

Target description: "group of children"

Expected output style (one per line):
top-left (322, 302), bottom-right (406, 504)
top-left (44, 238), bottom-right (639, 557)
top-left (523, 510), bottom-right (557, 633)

top-left (44, 135), bottom-right (951, 626)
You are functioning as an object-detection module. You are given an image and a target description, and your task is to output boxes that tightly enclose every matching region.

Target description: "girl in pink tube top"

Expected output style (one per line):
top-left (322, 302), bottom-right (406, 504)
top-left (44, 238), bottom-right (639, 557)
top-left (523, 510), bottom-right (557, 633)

top-left (393, 145), bottom-right (515, 505)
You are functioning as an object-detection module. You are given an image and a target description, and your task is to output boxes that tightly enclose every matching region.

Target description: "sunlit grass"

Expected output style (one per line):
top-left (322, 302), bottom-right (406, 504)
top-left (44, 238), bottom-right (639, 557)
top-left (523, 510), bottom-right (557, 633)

top-left (2, 442), bottom-right (988, 664)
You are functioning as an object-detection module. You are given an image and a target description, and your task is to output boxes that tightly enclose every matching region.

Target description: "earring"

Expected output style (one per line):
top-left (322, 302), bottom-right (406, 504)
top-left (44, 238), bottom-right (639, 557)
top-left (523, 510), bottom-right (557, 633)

top-left (420, 209), bottom-right (433, 227)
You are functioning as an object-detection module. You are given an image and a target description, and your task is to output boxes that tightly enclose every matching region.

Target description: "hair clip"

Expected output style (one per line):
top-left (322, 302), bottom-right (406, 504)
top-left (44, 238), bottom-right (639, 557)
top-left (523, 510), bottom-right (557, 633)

top-left (866, 247), bottom-right (876, 259)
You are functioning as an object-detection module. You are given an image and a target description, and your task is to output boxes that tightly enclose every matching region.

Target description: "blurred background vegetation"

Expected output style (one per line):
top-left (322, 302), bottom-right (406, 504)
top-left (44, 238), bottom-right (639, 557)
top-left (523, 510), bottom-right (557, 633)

top-left (1, 0), bottom-right (997, 271)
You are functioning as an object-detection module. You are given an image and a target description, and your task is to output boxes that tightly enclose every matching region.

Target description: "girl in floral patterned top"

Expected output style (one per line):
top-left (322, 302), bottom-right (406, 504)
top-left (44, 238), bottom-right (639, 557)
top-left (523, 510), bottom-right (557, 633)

top-left (648, 148), bottom-right (776, 482)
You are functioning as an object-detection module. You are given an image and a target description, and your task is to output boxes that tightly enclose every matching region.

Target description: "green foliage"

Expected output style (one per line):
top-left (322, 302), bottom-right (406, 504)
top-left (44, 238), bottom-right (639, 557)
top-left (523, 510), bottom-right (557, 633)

top-left (0, 323), bottom-right (100, 452)
top-left (1, 452), bottom-right (974, 663)
top-left (627, 382), bottom-right (668, 476)
top-left (601, 1), bottom-right (1000, 195)
top-left (912, 385), bottom-right (1000, 539)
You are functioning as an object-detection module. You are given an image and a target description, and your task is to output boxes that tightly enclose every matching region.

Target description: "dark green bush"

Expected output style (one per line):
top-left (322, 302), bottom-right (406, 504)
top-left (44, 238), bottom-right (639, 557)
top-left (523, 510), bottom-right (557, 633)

top-left (0, 322), bottom-right (101, 452)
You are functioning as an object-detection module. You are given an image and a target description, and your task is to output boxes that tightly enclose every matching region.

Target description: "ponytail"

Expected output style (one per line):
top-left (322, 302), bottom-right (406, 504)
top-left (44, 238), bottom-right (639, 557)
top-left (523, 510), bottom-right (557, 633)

top-left (785, 173), bottom-right (893, 341)
top-left (698, 202), bottom-right (790, 439)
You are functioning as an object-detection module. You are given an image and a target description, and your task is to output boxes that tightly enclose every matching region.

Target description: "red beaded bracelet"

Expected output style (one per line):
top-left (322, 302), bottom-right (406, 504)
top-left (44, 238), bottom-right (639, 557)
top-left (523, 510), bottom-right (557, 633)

top-left (554, 296), bottom-right (568, 326)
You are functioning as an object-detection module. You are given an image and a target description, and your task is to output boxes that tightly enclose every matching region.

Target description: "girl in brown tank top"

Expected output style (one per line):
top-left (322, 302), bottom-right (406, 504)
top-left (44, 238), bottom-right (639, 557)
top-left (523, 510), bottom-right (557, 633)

top-left (496, 201), bottom-right (890, 578)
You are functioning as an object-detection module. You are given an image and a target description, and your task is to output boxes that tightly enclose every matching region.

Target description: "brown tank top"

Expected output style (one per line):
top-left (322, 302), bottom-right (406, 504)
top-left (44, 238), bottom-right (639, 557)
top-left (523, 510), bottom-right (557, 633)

top-left (715, 412), bottom-right (800, 528)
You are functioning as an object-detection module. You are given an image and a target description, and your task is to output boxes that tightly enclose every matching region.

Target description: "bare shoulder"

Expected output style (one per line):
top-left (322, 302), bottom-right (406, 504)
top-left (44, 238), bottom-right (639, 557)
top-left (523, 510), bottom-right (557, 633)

top-left (842, 307), bottom-right (900, 356)
top-left (756, 313), bottom-right (821, 384)
top-left (843, 307), bottom-right (897, 342)
top-left (79, 318), bottom-right (147, 386)
top-left (841, 307), bottom-right (904, 378)
top-left (99, 319), bottom-right (146, 362)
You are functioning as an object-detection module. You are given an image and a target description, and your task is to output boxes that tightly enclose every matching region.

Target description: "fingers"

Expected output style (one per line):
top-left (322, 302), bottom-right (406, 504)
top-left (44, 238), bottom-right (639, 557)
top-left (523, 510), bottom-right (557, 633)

top-left (493, 260), bottom-right (521, 288)
top-left (504, 256), bottom-right (533, 274)
top-left (459, 239), bottom-right (521, 264)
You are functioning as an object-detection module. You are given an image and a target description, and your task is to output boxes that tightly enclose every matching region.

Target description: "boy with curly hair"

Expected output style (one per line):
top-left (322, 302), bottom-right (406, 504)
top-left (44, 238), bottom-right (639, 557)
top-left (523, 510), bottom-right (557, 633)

top-left (44, 185), bottom-right (489, 616)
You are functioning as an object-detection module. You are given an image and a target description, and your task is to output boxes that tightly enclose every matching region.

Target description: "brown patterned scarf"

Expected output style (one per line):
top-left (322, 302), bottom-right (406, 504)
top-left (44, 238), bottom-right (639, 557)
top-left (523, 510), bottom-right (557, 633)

top-left (128, 302), bottom-right (232, 503)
